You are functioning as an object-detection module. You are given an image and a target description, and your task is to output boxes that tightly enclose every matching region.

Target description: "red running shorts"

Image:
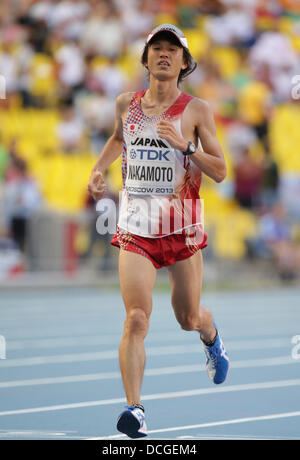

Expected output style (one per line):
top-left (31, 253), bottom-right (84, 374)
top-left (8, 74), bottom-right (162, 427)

top-left (111, 226), bottom-right (207, 269)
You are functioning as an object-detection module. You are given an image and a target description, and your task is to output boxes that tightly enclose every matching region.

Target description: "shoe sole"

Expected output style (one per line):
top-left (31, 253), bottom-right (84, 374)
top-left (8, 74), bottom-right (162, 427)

top-left (117, 411), bottom-right (147, 439)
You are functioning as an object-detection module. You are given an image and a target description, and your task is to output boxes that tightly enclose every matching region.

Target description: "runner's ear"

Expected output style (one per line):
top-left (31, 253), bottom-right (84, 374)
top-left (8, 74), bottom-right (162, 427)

top-left (181, 61), bottom-right (188, 71)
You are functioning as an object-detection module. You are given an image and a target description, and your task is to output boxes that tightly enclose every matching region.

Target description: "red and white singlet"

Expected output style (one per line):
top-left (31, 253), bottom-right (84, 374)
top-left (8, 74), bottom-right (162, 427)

top-left (117, 90), bottom-right (205, 239)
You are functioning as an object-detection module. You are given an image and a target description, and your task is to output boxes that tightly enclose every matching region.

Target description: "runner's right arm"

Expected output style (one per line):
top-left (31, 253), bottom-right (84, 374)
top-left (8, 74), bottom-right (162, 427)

top-left (87, 92), bottom-right (132, 201)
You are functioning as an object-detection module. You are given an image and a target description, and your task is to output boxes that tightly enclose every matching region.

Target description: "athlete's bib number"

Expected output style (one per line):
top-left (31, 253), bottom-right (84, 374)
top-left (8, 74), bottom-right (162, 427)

top-left (125, 136), bottom-right (175, 195)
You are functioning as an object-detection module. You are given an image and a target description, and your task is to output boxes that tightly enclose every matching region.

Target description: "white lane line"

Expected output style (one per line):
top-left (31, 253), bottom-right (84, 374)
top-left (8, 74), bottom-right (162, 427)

top-left (0, 378), bottom-right (300, 417)
top-left (88, 411), bottom-right (300, 440)
top-left (0, 355), bottom-right (295, 389)
top-left (0, 338), bottom-right (292, 368)
top-left (0, 430), bottom-right (83, 439)
top-left (5, 335), bottom-right (290, 351)
top-left (5, 332), bottom-right (182, 350)
top-left (0, 371), bottom-right (119, 388)
top-left (176, 434), bottom-right (300, 440)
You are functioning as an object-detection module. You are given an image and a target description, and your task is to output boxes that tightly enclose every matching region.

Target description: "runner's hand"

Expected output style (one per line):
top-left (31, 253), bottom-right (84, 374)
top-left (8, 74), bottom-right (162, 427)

top-left (87, 169), bottom-right (106, 201)
top-left (157, 120), bottom-right (188, 152)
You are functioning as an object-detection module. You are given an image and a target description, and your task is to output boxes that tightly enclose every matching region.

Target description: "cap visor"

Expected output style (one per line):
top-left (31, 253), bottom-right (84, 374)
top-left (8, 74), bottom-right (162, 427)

top-left (147, 30), bottom-right (187, 48)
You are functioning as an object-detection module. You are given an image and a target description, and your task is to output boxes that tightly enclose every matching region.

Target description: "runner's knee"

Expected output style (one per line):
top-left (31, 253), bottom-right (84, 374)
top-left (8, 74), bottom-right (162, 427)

top-left (176, 306), bottom-right (211, 331)
top-left (125, 307), bottom-right (150, 336)
top-left (176, 313), bottom-right (199, 331)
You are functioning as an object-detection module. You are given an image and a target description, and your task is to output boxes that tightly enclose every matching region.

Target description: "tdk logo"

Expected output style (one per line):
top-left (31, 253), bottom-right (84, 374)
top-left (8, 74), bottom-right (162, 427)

top-left (130, 137), bottom-right (171, 161)
top-left (130, 148), bottom-right (170, 161)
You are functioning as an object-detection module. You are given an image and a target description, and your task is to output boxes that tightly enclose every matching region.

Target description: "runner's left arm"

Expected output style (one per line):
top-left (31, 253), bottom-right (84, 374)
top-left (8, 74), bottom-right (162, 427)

top-left (156, 99), bottom-right (226, 183)
top-left (189, 99), bottom-right (226, 183)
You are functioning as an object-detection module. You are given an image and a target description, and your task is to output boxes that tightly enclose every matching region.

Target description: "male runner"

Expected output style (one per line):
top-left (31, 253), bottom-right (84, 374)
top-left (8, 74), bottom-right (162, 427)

top-left (88, 24), bottom-right (229, 439)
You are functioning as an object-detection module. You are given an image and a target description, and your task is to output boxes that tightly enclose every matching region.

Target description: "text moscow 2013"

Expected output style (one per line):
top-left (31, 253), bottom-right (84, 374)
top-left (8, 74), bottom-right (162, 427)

top-left (101, 443), bottom-right (198, 456)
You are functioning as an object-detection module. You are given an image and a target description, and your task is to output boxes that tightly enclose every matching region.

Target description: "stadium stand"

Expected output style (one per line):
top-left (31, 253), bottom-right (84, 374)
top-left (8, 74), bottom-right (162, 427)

top-left (0, 0), bottom-right (299, 277)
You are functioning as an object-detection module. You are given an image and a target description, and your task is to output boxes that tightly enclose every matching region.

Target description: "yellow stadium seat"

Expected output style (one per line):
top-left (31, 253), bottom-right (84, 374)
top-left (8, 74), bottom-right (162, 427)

top-left (269, 104), bottom-right (300, 173)
top-left (278, 17), bottom-right (294, 34)
top-left (29, 53), bottom-right (56, 97)
top-left (291, 35), bottom-right (300, 52)
top-left (183, 29), bottom-right (210, 61)
top-left (117, 53), bottom-right (142, 79)
top-left (195, 15), bottom-right (206, 30)
top-left (212, 47), bottom-right (240, 80)
top-left (255, 16), bottom-right (275, 32)
top-left (213, 206), bottom-right (258, 259)
top-left (91, 56), bottom-right (110, 70)
top-left (238, 80), bottom-right (270, 126)
top-left (155, 15), bottom-right (179, 27)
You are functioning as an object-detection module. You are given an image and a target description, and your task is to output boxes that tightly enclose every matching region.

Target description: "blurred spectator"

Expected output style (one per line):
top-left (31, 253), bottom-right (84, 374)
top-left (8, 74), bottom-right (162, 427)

top-left (26, 16), bottom-right (49, 53)
top-left (75, 87), bottom-right (115, 153)
top-left (198, 0), bottom-right (225, 15)
top-left (121, 0), bottom-right (155, 44)
top-left (4, 139), bottom-right (23, 182)
top-left (249, 28), bottom-right (300, 101)
top-left (0, 41), bottom-right (19, 98)
top-left (278, 174), bottom-right (300, 223)
top-left (46, 0), bottom-right (90, 32)
top-left (260, 145), bottom-right (280, 210)
top-left (226, 121), bottom-right (258, 162)
top-left (29, 0), bottom-right (54, 24)
top-left (17, 34), bottom-right (35, 108)
top-left (0, 237), bottom-right (24, 280)
top-left (204, 3), bottom-right (256, 47)
top-left (237, 77), bottom-right (271, 147)
top-left (93, 56), bottom-right (128, 98)
top-left (56, 104), bottom-right (85, 152)
top-left (233, 146), bottom-right (265, 210)
top-left (80, 1), bottom-right (124, 58)
top-left (3, 157), bottom-right (42, 252)
top-left (27, 49), bottom-right (56, 108)
top-left (258, 202), bottom-right (300, 280)
top-left (194, 59), bottom-right (234, 115)
top-left (55, 37), bottom-right (85, 91)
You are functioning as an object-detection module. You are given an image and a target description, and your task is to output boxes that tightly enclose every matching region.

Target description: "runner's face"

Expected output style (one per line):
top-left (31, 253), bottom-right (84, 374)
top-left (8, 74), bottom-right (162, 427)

top-left (147, 39), bottom-right (187, 82)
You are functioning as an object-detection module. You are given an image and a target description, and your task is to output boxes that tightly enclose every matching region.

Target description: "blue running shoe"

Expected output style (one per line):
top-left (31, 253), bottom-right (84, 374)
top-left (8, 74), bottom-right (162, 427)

top-left (202, 325), bottom-right (230, 384)
top-left (117, 405), bottom-right (147, 439)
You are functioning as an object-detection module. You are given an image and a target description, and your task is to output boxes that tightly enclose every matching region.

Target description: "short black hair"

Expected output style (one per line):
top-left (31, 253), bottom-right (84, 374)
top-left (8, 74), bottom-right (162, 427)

top-left (141, 31), bottom-right (193, 85)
